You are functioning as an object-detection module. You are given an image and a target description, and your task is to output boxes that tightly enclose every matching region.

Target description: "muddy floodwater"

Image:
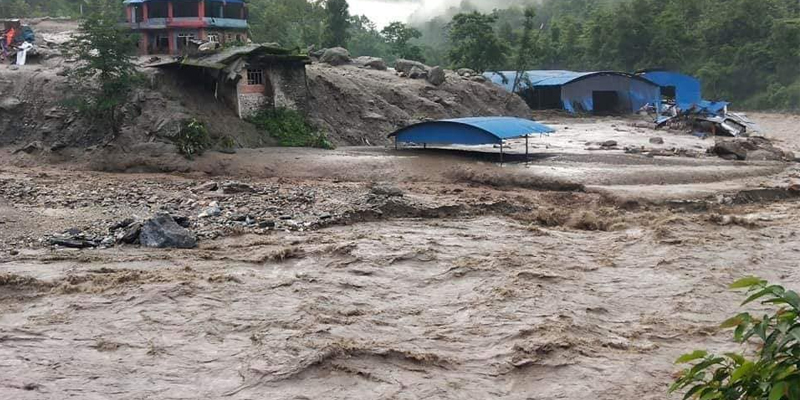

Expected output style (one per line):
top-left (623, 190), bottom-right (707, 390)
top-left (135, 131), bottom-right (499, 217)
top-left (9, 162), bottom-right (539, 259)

top-left (2, 115), bottom-right (800, 399)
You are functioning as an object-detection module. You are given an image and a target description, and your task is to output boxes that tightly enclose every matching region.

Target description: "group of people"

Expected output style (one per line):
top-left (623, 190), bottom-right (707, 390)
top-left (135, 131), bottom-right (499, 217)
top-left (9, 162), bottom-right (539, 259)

top-left (1, 26), bottom-right (17, 62)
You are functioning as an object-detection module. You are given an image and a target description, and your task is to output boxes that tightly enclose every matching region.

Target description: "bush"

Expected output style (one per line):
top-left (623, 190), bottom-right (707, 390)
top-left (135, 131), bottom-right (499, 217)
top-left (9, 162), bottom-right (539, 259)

top-left (249, 108), bottom-right (334, 149)
top-left (670, 277), bottom-right (800, 400)
top-left (174, 118), bottom-right (211, 159)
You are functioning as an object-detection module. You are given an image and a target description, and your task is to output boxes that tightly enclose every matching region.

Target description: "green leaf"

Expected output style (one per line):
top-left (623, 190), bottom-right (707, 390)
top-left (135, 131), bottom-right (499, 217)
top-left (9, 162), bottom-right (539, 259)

top-left (784, 291), bottom-right (800, 310)
top-left (789, 328), bottom-right (800, 344)
top-left (731, 361), bottom-right (755, 381)
top-left (699, 388), bottom-right (720, 400)
top-left (676, 350), bottom-right (709, 364)
top-left (769, 382), bottom-right (787, 400)
top-left (724, 352), bottom-right (746, 366)
top-left (683, 384), bottom-right (706, 400)
top-left (742, 288), bottom-right (773, 306)
top-left (730, 276), bottom-right (764, 289)
top-left (734, 323), bottom-right (747, 342)
top-left (721, 316), bottom-right (743, 329)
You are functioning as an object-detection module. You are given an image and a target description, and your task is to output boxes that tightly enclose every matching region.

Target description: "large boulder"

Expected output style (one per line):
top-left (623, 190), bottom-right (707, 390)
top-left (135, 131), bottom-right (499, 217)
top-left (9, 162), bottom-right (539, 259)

top-left (395, 59), bottom-right (429, 75)
top-left (0, 97), bottom-right (22, 111)
top-left (320, 47), bottom-right (352, 66)
top-left (354, 56), bottom-right (387, 71)
top-left (457, 68), bottom-right (477, 77)
top-left (408, 66), bottom-right (428, 79)
top-left (139, 214), bottom-right (197, 249)
top-left (747, 149), bottom-right (784, 161)
top-left (427, 66), bottom-right (445, 86)
top-left (711, 140), bottom-right (748, 160)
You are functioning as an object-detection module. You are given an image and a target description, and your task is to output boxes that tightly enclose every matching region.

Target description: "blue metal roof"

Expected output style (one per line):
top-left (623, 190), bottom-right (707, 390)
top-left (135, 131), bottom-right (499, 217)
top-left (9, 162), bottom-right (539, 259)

top-left (638, 70), bottom-right (702, 109)
top-left (388, 117), bottom-right (555, 146)
top-left (485, 70), bottom-right (657, 92)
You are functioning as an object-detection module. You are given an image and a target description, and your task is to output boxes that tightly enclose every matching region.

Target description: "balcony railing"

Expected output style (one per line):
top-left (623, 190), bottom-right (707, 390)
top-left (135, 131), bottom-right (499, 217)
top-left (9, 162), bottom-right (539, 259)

top-left (127, 17), bottom-right (247, 30)
top-left (201, 17), bottom-right (247, 29)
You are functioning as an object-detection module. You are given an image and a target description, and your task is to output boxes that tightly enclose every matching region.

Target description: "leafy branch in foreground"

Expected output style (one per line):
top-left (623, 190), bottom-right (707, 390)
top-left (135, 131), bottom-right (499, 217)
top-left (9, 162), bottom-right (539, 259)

top-left (670, 277), bottom-right (800, 400)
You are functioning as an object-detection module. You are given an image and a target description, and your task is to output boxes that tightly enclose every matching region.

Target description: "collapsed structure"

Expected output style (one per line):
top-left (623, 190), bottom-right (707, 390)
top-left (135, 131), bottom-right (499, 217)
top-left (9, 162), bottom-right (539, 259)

top-left (636, 69), bottom-right (751, 135)
top-left (637, 70), bottom-right (728, 116)
top-left (485, 68), bottom-right (752, 136)
top-left (484, 70), bottom-right (662, 115)
top-left (149, 44), bottom-right (310, 119)
top-left (123, 0), bottom-right (249, 55)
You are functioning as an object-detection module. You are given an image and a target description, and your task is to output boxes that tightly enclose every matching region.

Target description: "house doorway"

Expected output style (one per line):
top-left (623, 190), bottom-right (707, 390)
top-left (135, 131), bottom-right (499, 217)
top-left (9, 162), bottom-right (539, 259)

top-left (155, 35), bottom-right (169, 53)
top-left (592, 91), bottom-right (622, 114)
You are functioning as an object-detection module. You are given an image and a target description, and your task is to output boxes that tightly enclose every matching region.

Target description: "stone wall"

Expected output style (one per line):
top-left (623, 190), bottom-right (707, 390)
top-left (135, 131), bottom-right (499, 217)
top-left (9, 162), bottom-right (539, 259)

top-left (267, 63), bottom-right (309, 112)
top-left (237, 93), bottom-right (266, 119)
top-left (217, 78), bottom-right (240, 118)
top-left (234, 58), bottom-right (309, 119)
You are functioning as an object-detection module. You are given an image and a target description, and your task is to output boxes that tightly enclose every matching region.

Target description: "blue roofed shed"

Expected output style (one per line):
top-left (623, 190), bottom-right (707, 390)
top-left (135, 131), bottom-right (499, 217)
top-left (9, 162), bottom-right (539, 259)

top-left (484, 70), bottom-right (661, 115)
top-left (637, 70), bottom-right (701, 110)
top-left (388, 117), bottom-right (555, 146)
top-left (638, 70), bottom-right (729, 116)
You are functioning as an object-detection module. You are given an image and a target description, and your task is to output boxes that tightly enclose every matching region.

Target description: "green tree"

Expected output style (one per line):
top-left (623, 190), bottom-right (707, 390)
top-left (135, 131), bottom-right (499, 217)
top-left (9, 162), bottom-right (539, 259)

top-left (248, 0), bottom-right (325, 49)
top-left (510, 7), bottom-right (537, 93)
top-left (447, 11), bottom-right (508, 72)
top-left (381, 21), bottom-right (424, 62)
top-left (348, 15), bottom-right (389, 58)
top-left (1, 0), bottom-right (32, 17)
top-left (671, 277), bottom-right (800, 399)
top-left (69, 0), bottom-right (138, 136)
top-left (323, 0), bottom-right (350, 48)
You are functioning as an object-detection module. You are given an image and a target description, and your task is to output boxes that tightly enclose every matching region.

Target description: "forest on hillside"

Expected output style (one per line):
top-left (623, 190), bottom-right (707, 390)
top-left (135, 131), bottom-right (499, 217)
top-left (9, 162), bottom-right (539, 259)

top-left (2, 0), bottom-right (799, 110)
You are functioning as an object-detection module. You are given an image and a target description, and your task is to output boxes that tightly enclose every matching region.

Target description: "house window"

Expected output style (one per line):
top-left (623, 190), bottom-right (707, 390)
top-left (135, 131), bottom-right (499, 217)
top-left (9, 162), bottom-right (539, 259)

top-left (247, 69), bottom-right (264, 85)
top-left (207, 34), bottom-right (219, 43)
top-left (177, 33), bottom-right (195, 49)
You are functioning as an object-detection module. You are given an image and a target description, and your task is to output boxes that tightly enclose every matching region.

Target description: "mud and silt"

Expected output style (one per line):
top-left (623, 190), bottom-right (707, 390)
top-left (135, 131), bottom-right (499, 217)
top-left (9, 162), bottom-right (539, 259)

top-left (2, 145), bottom-right (800, 399)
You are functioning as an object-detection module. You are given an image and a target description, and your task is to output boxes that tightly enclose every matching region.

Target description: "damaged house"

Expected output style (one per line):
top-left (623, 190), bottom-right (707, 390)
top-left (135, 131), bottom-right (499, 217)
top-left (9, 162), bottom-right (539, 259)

top-left (124, 0), bottom-right (249, 55)
top-left (484, 70), bottom-right (661, 115)
top-left (150, 44), bottom-right (311, 119)
top-left (637, 70), bottom-right (749, 136)
top-left (637, 69), bottom-right (728, 115)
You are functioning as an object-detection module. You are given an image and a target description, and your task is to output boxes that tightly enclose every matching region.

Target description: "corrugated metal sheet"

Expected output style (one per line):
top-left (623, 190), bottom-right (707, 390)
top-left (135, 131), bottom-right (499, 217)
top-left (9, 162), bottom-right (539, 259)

top-left (485, 70), bottom-right (592, 92)
top-left (638, 70), bottom-right (702, 110)
top-left (484, 70), bottom-right (661, 114)
top-left (484, 70), bottom-right (648, 92)
top-left (561, 74), bottom-right (660, 113)
top-left (389, 117), bottom-right (555, 145)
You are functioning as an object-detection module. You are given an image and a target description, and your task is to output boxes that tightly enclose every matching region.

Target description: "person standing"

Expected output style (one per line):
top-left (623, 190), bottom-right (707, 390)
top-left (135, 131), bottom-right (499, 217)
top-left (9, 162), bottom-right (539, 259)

top-left (3, 26), bottom-right (16, 63)
top-left (0, 29), bottom-right (9, 61)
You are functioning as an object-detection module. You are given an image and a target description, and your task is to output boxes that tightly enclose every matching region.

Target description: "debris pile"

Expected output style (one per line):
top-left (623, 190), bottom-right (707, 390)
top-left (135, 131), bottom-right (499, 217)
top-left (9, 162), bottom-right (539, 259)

top-left (709, 137), bottom-right (795, 161)
top-left (1, 19), bottom-right (38, 66)
top-left (657, 106), bottom-right (757, 137)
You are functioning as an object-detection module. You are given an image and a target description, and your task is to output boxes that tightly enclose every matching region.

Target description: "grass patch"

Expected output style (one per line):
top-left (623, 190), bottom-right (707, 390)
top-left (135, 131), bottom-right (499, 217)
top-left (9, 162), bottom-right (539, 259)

top-left (174, 118), bottom-right (211, 159)
top-left (249, 108), bottom-right (334, 149)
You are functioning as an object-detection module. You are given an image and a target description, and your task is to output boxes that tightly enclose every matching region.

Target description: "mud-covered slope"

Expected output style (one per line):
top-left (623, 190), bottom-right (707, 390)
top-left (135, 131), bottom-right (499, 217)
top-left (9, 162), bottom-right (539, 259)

top-left (307, 63), bottom-right (532, 146)
top-left (0, 66), bottom-right (271, 151)
top-left (1, 18), bottom-right (531, 150)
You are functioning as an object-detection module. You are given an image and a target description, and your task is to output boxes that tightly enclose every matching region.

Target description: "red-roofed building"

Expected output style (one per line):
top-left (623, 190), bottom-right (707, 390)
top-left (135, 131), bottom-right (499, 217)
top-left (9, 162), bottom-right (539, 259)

top-left (124, 0), bottom-right (249, 55)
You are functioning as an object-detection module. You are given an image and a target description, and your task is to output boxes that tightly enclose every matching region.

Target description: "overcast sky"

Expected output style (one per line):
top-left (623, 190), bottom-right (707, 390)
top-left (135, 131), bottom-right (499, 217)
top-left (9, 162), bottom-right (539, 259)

top-left (348, 0), bottom-right (421, 28)
top-left (348, 0), bottom-right (527, 28)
